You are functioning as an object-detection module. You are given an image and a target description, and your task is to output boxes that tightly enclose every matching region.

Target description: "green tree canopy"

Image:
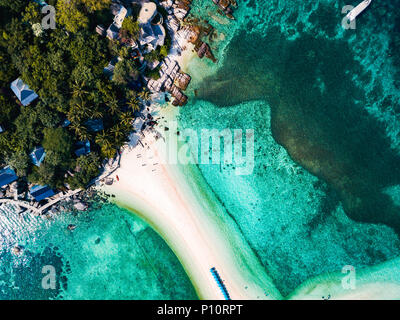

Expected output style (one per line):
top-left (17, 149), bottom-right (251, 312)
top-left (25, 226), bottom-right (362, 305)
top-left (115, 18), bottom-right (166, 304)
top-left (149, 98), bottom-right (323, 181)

top-left (42, 127), bottom-right (73, 168)
top-left (22, 2), bottom-right (41, 25)
top-left (0, 0), bottom-right (30, 12)
top-left (5, 152), bottom-right (30, 177)
top-left (68, 152), bottom-right (101, 189)
top-left (112, 59), bottom-right (139, 85)
top-left (80, 0), bottom-right (111, 12)
top-left (28, 162), bottom-right (58, 188)
top-left (57, 0), bottom-right (89, 33)
top-left (121, 16), bottom-right (140, 41)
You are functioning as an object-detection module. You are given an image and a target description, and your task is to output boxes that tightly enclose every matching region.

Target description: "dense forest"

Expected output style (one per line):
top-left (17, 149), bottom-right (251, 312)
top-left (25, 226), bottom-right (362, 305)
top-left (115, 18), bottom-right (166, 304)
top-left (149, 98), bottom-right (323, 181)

top-left (0, 0), bottom-right (159, 190)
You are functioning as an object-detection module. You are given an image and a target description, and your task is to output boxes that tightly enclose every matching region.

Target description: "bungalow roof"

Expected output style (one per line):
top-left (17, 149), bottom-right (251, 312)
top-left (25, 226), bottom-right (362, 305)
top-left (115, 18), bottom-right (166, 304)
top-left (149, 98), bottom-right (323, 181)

top-left (0, 167), bottom-right (18, 188)
top-left (10, 78), bottom-right (38, 106)
top-left (30, 185), bottom-right (55, 202)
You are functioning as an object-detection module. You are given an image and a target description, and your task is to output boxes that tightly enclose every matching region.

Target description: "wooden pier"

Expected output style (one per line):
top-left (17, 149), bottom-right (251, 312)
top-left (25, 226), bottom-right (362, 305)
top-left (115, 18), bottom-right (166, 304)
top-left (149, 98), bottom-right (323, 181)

top-left (210, 267), bottom-right (231, 300)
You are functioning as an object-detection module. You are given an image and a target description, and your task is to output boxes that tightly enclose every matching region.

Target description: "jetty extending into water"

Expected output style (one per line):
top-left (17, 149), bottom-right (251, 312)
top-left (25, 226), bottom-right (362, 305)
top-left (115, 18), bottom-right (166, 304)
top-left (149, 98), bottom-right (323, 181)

top-left (0, 199), bottom-right (40, 214)
top-left (346, 0), bottom-right (372, 22)
top-left (210, 267), bottom-right (231, 300)
top-left (0, 189), bottom-right (82, 215)
top-left (0, 149), bottom-right (120, 217)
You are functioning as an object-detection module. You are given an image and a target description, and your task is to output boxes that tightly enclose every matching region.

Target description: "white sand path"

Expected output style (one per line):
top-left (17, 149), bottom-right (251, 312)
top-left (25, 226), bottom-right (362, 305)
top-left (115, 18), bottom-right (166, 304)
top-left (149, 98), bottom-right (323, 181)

top-left (99, 125), bottom-right (282, 300)
top-left (98, 38), bottom-right (400, 300)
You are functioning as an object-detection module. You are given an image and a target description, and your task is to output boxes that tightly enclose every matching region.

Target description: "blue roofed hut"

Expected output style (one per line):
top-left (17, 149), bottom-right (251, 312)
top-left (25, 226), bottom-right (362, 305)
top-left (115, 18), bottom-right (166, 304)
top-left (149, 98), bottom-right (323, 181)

top-left (29, 185), bottom-right (55, 202)
top-left (85, 119), bottom-right (104, 132)
top-left (33, 0), bottom-right (48, 7)
top-left (75, 140), bottom-right (91, 157)
top-left (0, 167), bottom-right (18, 188)
top-left (10, 78), bottom-right (39, 106)
top-left (30, 147), bottom-right (46, 166)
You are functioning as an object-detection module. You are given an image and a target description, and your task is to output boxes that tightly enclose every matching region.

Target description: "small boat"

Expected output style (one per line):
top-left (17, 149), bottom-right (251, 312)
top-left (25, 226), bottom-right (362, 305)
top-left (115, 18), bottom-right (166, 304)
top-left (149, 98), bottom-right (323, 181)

top-left (12, 245), bottom-right (23, 256)
top-left (67, 224), bottom-right (77, 231)
top-left (346, 0), bottom-right (372, 22)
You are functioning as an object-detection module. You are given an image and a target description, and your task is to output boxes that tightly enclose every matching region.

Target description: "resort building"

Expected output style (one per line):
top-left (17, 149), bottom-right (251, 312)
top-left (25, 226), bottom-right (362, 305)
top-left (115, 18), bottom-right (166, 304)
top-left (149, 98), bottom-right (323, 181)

top-left (138, 2), bottom-right (166, 53)
top-left (114, 6), bottom-right (128, 29)
top-left (106, 5), bottom-right (129, 40)
top-left (10, 78), bottom-right (38, 106)
top-left (33, 0), bottom-right (48, 7)
top-left (138, 2), bottom-right (157, 24)
top-left (85, 119), bottom-right (104, 132)
top-left (0, 167), bottom-right (18, 188)
top-left (107, 24), bottom-right (120, 40)
top-left (29, 185), bottom-right (55, 202)
top-left (74, 140), bottom-right (91, 157)
top-left (96, 24), bottom-right (106, 37)
top-left (30, 146), bottom-right (46, 167)
top-left (103, 57), bottom-right (119, 79)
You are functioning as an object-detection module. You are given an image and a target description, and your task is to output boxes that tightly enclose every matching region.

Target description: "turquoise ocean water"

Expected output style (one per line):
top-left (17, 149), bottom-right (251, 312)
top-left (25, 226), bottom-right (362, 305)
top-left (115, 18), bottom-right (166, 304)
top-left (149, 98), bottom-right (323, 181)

top-left (178, 0), bottom-right (400, 295)
top-left (0, 203), bottom-right (197, 299)
top-left (1, 0), bottom-right (400, 299)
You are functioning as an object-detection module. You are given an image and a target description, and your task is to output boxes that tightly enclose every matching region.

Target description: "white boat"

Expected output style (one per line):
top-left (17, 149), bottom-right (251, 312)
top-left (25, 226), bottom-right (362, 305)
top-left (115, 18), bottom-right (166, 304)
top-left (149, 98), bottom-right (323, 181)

top-left (346, 0), bottom-right (372, 22)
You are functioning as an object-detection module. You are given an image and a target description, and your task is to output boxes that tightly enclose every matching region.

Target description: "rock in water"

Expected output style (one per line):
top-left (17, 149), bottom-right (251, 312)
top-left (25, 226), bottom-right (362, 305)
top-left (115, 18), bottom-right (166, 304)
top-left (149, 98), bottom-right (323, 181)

top-left (74, 202), bottom-right (88, 211)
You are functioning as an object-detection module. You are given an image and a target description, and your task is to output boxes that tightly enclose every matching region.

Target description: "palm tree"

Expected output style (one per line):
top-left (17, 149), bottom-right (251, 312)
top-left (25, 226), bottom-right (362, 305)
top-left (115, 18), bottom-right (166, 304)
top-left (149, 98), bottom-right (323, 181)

top-left (95, 130), bottom-right (111, 149)
top-left (70, 122), bottom-right (83, 136)
top-left (90, 107), bottom-right (104, 119)
top-left (68, 110), bottom-right (81, 124)
top-left (111, 124), bottom-right (125, 145)
top-left (127, 96), bottom-right (140, 113)
top-left (106, 97), bottom-right (121, 115)
top-left (78, 128), bottom-right (90, 142)
top-left (71, 100), bottom-right (91, 120)
top-left (71, 80), bottom-right (89, 99)
top-left (102, 144), bottom-right (116, 159)
top-left (138, 88), bottom-right (151, 101)
top-left (70, 122), bottom-right (90, 141)
top-left (96, 131), bottom-right (116, 159)
top-left (120, 111), bottom-right (134, 126)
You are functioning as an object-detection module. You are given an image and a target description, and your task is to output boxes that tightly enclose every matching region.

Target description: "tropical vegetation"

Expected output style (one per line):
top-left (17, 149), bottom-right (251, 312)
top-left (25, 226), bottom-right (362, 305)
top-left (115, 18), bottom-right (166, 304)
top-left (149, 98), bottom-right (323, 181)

top-left (0, 1), bottom-right (143, 190)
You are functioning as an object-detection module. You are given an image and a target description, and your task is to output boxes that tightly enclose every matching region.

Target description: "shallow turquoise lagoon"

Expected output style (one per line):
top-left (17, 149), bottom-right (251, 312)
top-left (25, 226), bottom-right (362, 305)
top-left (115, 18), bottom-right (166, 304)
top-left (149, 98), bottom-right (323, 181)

top-left (0, 203), bottom-right (197, 299)
top-left (1, 0), bottom-right (400, 299)
top-left (178, 0), bottom-right (400, 295)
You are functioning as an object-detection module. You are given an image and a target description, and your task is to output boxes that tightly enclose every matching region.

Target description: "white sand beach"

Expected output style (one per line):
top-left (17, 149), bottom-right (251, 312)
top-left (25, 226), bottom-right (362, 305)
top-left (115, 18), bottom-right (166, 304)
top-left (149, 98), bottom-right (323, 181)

top-left (98, 105), bottom-right (281, 300)
top-left (288, 256), bottom-right (400, 300)
top-left (97, 36), bottom-right (400, 301)
top-left (99, 98), bottom-right (400, 301)
top-left (96, 34), bottom-right (283, 300)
